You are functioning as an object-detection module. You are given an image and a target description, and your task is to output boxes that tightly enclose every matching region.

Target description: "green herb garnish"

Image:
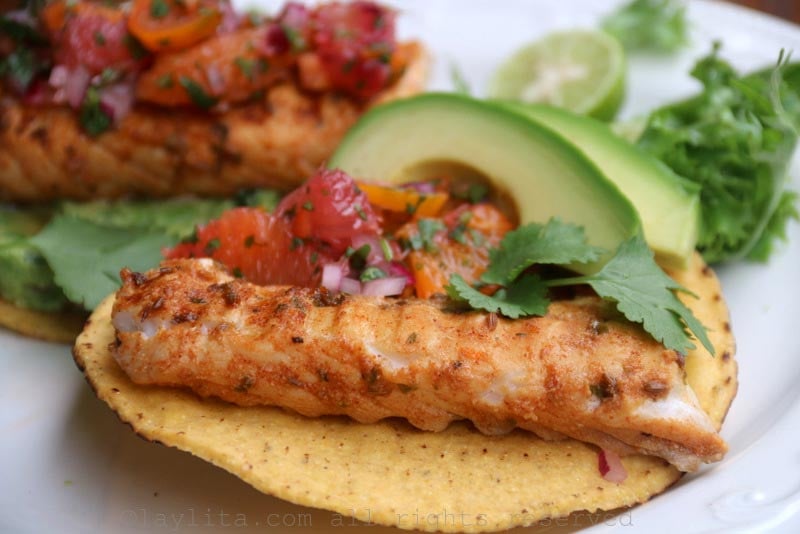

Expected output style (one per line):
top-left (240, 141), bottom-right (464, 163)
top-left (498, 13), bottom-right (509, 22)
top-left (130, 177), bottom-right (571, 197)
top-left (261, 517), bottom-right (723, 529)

top-left (235, 57), bottom-right (256, 80)
top-left (79, 87), bottom-right (112, 137)
top-left (446, 219), bottom-right (712, 354)
top-left (179, 76), bottom-right (218, 109)
top-left (360, 266), bottom-right (387, 282)
top-left (150, 0), bottom-right (170, 19)
top-left (415, 219), bottom-right (445, 253)
top-left (602, 0), bottom-right (688, 53)
top-left (282, 25), bottom-right (306, 51)
top-left (204, 237), bottom-right (221, 255)
top-left (124, 33), bottom-right (149, 60)
top-left (156, 74), bottom-right (174, 88)
top-left (637, 46), bottom-right (799, 263)
top-left (0, 47), bottom-right (46, 92)
top-left (346, 244), bottom-right (371, 271)
top-left (380, 238), bottom-right (394, 261)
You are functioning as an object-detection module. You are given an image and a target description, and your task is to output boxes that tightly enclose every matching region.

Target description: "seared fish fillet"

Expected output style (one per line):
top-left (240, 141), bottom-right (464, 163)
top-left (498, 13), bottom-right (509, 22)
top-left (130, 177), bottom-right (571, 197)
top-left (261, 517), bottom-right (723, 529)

top-left (0, 42), bottom-right (426, 203)
top-left (112, 258), bottom-right (727, 472)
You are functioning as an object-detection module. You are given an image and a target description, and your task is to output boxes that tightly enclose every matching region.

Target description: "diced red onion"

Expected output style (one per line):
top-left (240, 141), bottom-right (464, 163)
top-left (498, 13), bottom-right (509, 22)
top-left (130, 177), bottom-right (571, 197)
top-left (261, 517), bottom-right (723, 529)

top-left (321, 263), bottom-right (344, 292)
top-left (99, 83), bottom-right (135, 122)
top-left (340, 277), bottom-right (362, 295)
top-left (281, 2), bottom-right (310, 29)
top-left (387, 261), bottom-right (414, 287)
top-left (361, 276), bottom-right (406, 297)
top-left (403, 181), bottom-right (436, 194)
top-left (49, 65), bottom-right (69, 88)
top-left (598, 449), bottom-right (627, 484)
top-left (206, 66), bottom-right (225, 95)
top-left (22, 78), bottom-right (52, 105)
top-left (64, 65), bottom-right (91, 108)
top-left (5, 9), bottom-right (36, 26)
top-left (262, 23), bottom-right (290, 56)
top-left (217, 1), bottom-right (241, 34)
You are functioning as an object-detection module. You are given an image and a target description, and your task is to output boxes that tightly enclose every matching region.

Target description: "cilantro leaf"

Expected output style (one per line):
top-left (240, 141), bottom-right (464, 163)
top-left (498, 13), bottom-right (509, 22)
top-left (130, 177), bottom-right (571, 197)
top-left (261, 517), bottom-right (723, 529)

top-left (602, 0), bottom-right (688, 53)
top-left (446, 274), bottom-right (549, 319)
top-left (481, 219), bottom-right (604, 285)
top-left (447, 226), bottom-right (712, 354)
top-left (565, 235), bottom-right (714, 355)
top-left (30, 216), bottom-right (174, 309)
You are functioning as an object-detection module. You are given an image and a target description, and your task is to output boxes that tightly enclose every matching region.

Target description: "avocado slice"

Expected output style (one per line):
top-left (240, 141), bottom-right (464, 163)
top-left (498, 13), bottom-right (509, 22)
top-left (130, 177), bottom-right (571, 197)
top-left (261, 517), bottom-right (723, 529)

top-left (329, 93), bottom-right (641, 272)
top-left (502, 102), bottom-right (700, 268)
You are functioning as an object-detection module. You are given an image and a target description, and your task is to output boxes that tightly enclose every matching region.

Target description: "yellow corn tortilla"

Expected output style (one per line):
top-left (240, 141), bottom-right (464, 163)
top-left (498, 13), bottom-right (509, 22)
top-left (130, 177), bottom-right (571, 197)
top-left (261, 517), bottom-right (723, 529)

top-left (72, 252), bottom-right (737, 532)
top-left (0, 298), bottom-right (86, 343)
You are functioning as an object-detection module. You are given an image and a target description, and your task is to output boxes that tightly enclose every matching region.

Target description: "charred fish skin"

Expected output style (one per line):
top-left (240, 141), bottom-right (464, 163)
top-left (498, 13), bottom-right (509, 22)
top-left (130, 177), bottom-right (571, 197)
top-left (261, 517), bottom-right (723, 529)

top-left (112, 259), bottom-right (727, 472)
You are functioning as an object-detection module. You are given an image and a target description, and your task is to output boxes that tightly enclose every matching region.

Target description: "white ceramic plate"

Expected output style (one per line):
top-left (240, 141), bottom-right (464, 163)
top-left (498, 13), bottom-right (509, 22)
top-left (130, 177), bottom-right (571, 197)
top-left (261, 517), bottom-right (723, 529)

top-left (2, 1), bottom-right (800, 532)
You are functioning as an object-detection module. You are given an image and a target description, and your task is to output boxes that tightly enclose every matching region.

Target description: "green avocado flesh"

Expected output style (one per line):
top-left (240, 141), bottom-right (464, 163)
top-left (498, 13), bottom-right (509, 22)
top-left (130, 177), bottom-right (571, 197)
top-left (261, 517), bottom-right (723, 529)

top-left (329, 93), bottom-right (641, 272)
top-left (502, 102), bottom-right (700, 269)
top-left (0, 207), bottom-right (67, 311)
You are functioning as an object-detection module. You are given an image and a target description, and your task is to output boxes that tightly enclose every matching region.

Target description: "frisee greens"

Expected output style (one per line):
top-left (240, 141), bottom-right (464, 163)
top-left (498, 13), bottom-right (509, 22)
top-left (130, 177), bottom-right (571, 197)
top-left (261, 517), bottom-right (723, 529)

top-left (446, 219), bottom-right (712, 354)
top-left (602, 0), bottom-right (688, 53)
top-left (636, 46), bottom-right (799, 263)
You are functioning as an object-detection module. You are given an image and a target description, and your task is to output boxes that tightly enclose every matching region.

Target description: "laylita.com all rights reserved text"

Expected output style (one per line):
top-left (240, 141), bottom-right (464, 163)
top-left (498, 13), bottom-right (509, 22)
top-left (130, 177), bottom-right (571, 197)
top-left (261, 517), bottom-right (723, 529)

top-left (119, 507), bottom-right (635, 530)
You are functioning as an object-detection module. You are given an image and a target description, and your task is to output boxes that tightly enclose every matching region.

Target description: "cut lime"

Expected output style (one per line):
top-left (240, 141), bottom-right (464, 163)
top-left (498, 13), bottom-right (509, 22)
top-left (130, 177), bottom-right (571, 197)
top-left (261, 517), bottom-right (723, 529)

top-left (488, 30), bottom-right (627, 121)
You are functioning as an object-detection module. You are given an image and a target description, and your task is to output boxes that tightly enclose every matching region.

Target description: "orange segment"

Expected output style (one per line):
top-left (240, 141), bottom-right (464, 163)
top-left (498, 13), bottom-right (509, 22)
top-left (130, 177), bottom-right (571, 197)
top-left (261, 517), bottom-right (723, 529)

top-left (128, 0), bottom-right (223, 52)
top-left (398, 204), bottom-right (513, 299)
top-left (357, 182), bottom-right (448, 217)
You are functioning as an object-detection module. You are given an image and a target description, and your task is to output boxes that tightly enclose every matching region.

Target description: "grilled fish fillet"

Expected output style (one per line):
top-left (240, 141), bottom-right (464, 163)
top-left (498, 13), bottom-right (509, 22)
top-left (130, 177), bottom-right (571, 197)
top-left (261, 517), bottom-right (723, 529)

top-left (111, 258), bottom-right (727, 472)
top-left (0, 42), bottom-right (427, 203)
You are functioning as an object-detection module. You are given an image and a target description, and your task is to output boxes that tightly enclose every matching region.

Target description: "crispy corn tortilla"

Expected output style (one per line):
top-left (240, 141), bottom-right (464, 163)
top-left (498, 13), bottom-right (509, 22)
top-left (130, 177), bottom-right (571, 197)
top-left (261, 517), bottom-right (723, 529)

top-left (0, 298), bottom-right (86, 343)
top-left (72, 253), bottom-right (737, 532)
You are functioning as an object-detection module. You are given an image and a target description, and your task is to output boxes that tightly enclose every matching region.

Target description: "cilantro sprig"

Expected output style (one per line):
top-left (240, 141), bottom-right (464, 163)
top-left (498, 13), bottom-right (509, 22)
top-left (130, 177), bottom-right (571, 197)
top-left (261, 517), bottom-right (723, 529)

top-left (446, 219), bottom-right (713, 355)
top-left (637, 47), bottom-right (799, 263)
top-left (481, 218), bottom-right (604, 285)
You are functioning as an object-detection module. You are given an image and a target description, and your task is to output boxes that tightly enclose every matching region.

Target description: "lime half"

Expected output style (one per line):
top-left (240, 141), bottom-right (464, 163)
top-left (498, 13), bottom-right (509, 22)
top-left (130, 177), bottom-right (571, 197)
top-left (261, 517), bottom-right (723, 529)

top-left (488, 30), bottom-right (626, 121)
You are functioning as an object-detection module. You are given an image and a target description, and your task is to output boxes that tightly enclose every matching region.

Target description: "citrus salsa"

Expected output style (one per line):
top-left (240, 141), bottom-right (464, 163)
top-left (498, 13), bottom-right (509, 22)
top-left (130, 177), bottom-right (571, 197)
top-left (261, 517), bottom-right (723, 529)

top-left (2, 1), bottom-right (406, 135)
top-left (165, 168), bottom-right (514, 299)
